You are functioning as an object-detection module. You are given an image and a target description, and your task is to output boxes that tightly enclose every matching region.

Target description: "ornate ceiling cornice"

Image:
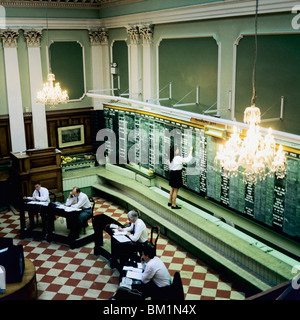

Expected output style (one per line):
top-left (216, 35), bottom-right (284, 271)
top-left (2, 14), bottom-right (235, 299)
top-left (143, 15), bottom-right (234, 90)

top-left (0, 0), bottom-right (143, 10)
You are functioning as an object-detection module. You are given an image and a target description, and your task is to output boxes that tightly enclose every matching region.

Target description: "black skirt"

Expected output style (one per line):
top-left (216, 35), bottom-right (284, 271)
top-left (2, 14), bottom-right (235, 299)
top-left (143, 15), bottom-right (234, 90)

top-left (169, 170), bottom-right (183, 189)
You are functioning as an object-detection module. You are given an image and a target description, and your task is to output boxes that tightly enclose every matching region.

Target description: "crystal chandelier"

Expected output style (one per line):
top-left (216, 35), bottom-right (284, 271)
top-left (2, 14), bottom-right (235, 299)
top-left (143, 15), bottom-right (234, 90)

top-left (37, 72), bottom-right (68, 106)
top-left (214, 0), bottom-right (286, 184)
top-left (36, 5), bottom-right (69, 106)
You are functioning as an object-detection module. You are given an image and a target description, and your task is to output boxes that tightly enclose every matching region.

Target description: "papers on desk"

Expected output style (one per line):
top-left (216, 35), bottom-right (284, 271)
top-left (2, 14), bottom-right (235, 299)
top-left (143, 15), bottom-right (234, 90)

top-left (120, 277), bottom-right (132, 290)
top-left (56, 204), bottom-right (81, 212)
top-left (124, 264), bottom-right (143, 280)
top-left (27, 201), bottom-right (49, 206)
top-left (126, 270), bottom-right (142, 280)
top-left (113, 229), bottom-right (127, 236)
top-left (112, 235), bottom-right (131, 243)
top-left (64, 206), bottom-right (81, 212)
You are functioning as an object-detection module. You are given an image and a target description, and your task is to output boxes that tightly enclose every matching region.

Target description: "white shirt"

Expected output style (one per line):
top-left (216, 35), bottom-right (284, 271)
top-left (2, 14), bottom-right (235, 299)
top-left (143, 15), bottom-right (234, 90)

top-left (169, 153), bottom-right (192, 171)
top-left (123, 218), bottom-right (148, 243)
top-left (32, 187), bottom-right (50, 202)
top-left (65, 192), bottom-right (91, 209)
top-left (141, 256), bottom-right (171, 287)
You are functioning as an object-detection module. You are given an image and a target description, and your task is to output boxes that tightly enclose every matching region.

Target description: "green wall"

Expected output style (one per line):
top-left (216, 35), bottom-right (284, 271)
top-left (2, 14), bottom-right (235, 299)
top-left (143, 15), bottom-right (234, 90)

top-left (40, 29), bottom-right (92, 111)
top-left (236, 34), bottom-right (300, 135)
top-left (50, 41), bottom-right (85, 100)
top-left (158, 37), bottom-right (218, 113)
top-left (112, 40), bottom-right (129, 96)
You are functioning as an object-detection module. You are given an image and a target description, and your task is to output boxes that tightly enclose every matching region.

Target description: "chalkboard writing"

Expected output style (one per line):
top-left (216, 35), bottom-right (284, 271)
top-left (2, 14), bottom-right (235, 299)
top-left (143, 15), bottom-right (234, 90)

top-left (102, 105), bottom-right (300, 240)
top-left (273, 177), bottom-right (285, 227)
top-left (220, 173), bottom-right (230, 206)
top-left (245, 181), bottom-right (255, 217)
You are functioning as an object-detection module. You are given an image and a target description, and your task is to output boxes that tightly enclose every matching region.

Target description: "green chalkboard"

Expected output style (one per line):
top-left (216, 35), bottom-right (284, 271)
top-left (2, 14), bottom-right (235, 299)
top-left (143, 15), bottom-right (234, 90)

top-left (102, 105), bottom-right (300, 240)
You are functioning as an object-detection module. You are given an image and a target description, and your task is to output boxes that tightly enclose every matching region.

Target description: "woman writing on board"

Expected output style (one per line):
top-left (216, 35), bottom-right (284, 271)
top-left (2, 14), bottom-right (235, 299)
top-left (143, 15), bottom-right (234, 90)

top-left (168, 145), bottom-right (193, 209)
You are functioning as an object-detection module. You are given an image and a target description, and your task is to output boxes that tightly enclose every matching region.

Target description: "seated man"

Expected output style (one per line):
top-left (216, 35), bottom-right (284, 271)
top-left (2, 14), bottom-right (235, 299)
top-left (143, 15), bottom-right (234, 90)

top-left (65, 186), bottom-right (93, 223)
top-left (110, 210), bottom-right (148, 269)
top-left (23, 181), bottom-right (50, 233)
top-left (140, 243), bottom-right (172, 299)
top-left (119, 209), bottom-right (148, 244)
top-left (23, 181), bottom-right (50, 203)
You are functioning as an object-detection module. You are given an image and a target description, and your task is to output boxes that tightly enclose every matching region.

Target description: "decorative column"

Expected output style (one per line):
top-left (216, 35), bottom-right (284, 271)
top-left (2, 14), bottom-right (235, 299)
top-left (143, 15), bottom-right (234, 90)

top-left (0, 30), bottom-right (27, 152)
top-left (126, 25), bottom-right (142, 101)
top-left (139, 24), bottom-right (154, 102)
top-left (24, 29), bottom-right (48, 148)
top-left (89, 28), bottom-right (110, 109)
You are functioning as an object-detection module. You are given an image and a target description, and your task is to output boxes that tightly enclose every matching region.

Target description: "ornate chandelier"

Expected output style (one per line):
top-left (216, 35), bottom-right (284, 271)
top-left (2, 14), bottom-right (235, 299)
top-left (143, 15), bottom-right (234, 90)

top-left (37, 72), bottom-right (68, 106)
top-left (36, 5), bottom-right (69, 106)
top-left (214, 0), bottom-right (286, 184)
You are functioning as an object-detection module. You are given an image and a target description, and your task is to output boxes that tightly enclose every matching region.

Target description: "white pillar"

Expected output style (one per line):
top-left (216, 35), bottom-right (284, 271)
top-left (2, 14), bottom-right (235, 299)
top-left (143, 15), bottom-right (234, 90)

top-left (127, 26), bottom-right (142, 101)
top-left (0, 30), bottom-right (27, 152)
top-left (89, 29), bottom-right (110, 109)
top-left (140, 25), bottom-right (154, 102)
top-left (24, 30), bottom-right (48, 148)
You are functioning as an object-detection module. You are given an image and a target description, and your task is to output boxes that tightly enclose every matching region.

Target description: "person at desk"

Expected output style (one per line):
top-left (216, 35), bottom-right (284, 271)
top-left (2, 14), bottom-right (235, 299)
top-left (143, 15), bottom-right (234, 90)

top-left (65, 187), bottom-right (93, 223)
top-left (118, 209), bottom-right (148, 245)
top-left (111, 210), bottom-right (148, 268)
top-left (23, 182), bottom-right (50, 235)
top-left (140, 243), bottom-right (171, 299)
top-left (23, 181), bottom-right (50, 203)
top-left (168, 145), bottom-right (193, 209)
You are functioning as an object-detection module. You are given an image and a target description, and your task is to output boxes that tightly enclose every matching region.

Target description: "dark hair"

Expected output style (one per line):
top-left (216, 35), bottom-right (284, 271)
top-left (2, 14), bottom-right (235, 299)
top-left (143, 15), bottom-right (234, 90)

top-left (34, 181), bottom-right (41, 186)
top-left (142, 243), bottom-right (155, 259)
top-left (170, 145), bottom-right (175, 163)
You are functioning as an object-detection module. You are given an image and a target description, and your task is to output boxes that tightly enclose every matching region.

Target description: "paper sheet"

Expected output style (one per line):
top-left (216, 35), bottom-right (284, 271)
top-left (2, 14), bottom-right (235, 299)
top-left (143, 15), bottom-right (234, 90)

top-left (113, 235), bottom-right (131, 243)
top-left (126, 270), bottom-right (142, 280)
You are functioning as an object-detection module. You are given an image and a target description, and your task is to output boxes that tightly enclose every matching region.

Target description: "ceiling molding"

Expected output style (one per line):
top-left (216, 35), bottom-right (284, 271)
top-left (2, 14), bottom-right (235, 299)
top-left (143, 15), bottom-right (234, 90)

top-left (98, 0), bottom-right (300, 28)
top-left (2, 0), bottom-right (298, 30)
top-left (0, 0), bottom-right (144, 10)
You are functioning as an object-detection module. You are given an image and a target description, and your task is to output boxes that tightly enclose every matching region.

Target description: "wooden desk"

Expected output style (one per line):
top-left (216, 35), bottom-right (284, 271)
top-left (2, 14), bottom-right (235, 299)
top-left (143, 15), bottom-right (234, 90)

top-left (0, 258), bottom-right (37, 300)
top-left (93, 214), bottom-right (138, 270)
top-left (20, 201), bottom-right (95, 249)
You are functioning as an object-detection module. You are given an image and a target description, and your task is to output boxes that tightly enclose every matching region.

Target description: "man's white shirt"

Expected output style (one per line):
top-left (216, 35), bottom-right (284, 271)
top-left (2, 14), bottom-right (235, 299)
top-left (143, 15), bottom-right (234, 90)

top-left (65, 192), bottom-right (91, 209)
top-left (32, 187), bottom-right (50, 202)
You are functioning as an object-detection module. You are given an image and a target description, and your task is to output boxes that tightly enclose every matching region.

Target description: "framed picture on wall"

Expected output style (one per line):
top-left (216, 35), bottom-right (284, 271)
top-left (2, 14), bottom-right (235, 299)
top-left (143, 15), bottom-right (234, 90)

top-left (57, 124), bottom-right (85, 148)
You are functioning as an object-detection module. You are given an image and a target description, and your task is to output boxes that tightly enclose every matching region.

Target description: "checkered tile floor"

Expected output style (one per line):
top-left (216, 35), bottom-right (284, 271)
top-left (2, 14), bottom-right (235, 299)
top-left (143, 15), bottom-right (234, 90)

top-left (0, 197), bottom-right (246, 300)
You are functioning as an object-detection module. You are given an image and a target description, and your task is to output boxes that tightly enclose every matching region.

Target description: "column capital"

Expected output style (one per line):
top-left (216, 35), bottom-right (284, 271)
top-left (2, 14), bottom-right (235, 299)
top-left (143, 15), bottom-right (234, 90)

top-left (0, 30), bottom-right (19, 48)
top-left (24, 30), bottom-right (42, 48)
top-left (126, 25), bottom-right (140, 45)
top-left (89, 28), bottom-right (109, 46)
top-left (139, 24), bottom-right (153, 45)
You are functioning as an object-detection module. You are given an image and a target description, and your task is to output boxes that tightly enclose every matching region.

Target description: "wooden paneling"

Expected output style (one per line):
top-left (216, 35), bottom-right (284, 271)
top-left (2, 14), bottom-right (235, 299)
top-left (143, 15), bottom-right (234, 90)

top-left (46, 107), bottom-right (94, 155)
top-left (10, 147), bottom-right (63, 202)
top-left (0, 115), bottom-right (11, 159)
top-left (0, 107), bottom-right (94, 160)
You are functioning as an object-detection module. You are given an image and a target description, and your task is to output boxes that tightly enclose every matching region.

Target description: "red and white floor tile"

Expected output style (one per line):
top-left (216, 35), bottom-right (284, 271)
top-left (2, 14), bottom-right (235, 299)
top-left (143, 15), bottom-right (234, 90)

top-left (0, 197), bottom-right (246, 300)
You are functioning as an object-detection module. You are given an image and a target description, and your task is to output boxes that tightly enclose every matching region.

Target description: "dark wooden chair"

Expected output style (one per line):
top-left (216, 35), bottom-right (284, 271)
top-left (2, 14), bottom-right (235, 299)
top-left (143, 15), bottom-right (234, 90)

top-left (81, 196), bottom-right (95, 235)
top-left (147, 225), bottom-right (160, 255)
top-left (49, 190), bottom-right (57, 202)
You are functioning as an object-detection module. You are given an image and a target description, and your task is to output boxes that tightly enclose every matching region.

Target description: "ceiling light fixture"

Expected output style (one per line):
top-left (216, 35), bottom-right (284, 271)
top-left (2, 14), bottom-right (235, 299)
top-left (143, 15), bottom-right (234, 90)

top-left (214, 0), bottom-right (286, 184)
